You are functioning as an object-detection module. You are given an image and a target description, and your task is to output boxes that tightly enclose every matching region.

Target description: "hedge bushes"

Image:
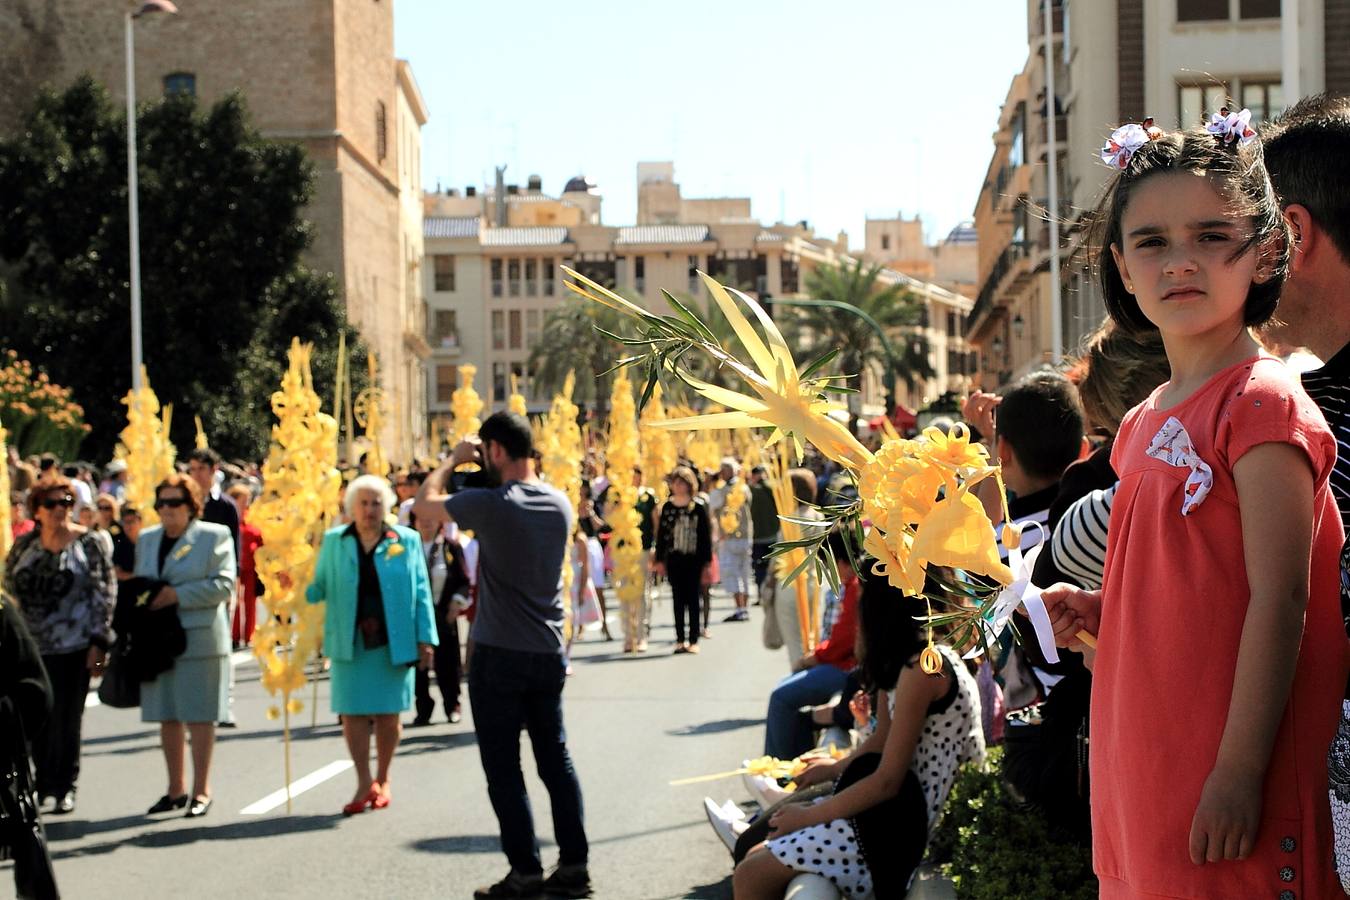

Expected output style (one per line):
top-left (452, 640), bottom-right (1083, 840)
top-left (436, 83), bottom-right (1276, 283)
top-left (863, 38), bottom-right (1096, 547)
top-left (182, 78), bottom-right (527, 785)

top-left (930, 747), bottom-right (1097, 900)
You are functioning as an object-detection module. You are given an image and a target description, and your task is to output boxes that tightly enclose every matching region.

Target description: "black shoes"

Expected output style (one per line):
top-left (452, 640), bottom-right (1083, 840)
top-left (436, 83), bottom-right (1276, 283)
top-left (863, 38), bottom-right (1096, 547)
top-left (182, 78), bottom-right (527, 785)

top-left (473, 870), bottom-right (544, 899)
top-left (408, 717), bottom-right (432, 728)
top-left (148, 794), bottom-right (189, 814)
top-left (186, 795), bottom-right (212, 818)
top-left (543, 865), bottom-right (592, 898)
top-left (722, 609), bottom-right (750, 622)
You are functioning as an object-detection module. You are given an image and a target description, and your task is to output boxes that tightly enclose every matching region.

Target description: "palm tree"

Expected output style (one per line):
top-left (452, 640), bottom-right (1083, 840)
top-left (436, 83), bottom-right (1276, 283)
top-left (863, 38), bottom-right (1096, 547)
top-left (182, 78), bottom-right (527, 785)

top-left (793, 259), bottom-right (936, 413)
top-left (529, 295), bottom-right (631, 413)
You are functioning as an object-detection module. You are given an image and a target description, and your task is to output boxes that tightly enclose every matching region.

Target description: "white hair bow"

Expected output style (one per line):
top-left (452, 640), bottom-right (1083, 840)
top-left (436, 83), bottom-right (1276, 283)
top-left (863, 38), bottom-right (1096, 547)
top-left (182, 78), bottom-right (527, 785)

top-left (1100, 123), bottom-right (1150, 170)
top-left (1206, 107), bottom-right (1258, 146)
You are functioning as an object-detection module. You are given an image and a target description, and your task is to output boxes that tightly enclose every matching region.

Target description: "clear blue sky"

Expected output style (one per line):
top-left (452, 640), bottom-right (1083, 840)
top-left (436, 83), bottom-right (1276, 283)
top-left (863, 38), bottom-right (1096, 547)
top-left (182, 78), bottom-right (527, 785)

top-left (395, 1), bottom-right (1029, 247)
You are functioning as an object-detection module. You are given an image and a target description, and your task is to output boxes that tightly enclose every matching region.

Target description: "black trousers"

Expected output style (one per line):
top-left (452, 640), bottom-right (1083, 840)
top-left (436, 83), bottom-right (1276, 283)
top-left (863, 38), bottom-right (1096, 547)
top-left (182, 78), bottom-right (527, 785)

top-left (666, 556), bottom-right (702, 645)
top-left (34, 650), bottom-right (90, 797)
top-left (415, 613), bottom-right (462, 722)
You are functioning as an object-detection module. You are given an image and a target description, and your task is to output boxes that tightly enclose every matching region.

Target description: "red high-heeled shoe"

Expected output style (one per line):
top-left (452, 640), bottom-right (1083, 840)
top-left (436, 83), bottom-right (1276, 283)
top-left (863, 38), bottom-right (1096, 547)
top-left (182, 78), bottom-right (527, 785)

top-left (371, 782), bottom-right (391, 810)
top-left (342, 786), bottom-right (380, 817)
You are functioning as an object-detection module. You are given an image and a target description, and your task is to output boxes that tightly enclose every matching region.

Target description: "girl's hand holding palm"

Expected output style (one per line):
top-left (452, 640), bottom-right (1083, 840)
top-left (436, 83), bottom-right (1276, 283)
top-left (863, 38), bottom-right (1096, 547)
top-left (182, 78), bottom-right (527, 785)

top-left (1041, 584), bottom-right (1102, 648)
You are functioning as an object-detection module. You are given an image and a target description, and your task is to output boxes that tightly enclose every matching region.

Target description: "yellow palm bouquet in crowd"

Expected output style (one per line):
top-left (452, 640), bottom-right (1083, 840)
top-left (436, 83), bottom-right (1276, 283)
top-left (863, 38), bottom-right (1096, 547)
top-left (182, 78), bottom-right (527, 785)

top-left (114, 368), bottom-right (176, 527)
top-left (508, 373), bottom-right (528, 416)
top-left (639, 383), bottom-right (676, 503)
top-left (250, 340), bottom-right (341, 809)
top-left (538, 372), bottom-right (583, 638)
top-left (605, 371), bottom-right (645, 648)
top-left (564, 267), bottom-right (1026, 662)
top-left (451, 364), bottom-right (484, 443)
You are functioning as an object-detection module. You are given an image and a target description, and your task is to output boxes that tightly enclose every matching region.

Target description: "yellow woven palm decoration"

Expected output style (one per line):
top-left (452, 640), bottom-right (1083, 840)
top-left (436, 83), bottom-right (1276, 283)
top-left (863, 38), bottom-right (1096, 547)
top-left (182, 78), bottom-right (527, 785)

top-left (639, 383), bottom-right (676, 503)
top-left (114, 367), bottom-right (176, 526)
top-left (539, 372), bottom-right (582, 638)
top-left (605, 372), bottom-right (645, 649)
top-left (193, 415), bottom-right (209, 450)
top-left (508, 373), bottom-right (528, 416)
top-left (771, 442), bottom-right (821, 653)
top-left (250, 339), bottom-right (340, 808)
top-left (451, 364), bottom-right (484, 443)
top-left (564, 267), bottom-right (1029, 661)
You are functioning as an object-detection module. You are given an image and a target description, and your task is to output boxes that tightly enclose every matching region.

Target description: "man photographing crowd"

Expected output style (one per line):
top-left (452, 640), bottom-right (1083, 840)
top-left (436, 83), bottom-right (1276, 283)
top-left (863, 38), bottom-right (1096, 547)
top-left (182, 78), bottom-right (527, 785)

top-left (413, 411), bottom-right (591, 900)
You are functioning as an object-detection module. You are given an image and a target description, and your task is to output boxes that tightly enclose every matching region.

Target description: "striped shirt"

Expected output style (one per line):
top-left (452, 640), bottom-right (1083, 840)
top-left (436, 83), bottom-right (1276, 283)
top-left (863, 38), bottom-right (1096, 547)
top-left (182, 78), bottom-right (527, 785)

top-left (1300, 351), bottom-right (1350, 644)
top-left (1050, 485), bottom-right (1116, 591)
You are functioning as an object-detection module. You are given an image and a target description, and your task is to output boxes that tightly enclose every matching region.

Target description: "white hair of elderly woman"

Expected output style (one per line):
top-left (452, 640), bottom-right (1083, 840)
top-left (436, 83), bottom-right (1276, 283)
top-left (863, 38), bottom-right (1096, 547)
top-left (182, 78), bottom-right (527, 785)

top-left (343, 474), bottom-right (397, 519)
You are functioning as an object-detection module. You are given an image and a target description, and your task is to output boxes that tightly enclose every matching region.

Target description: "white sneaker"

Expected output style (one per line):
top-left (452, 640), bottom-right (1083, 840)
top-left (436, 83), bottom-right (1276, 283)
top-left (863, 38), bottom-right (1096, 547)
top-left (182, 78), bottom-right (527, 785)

top-left (703, 797), bottom-right (744, 853)
top-left (742, 765), bottom-right (792, 810)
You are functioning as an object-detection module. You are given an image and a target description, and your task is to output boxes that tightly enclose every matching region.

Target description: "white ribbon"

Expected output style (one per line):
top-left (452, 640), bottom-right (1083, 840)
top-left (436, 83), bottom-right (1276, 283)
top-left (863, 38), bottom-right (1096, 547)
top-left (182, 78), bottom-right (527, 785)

top-left (1145, 416), bottom-right (1214, 516)
top-left (1206, 107), bottom-right (1257, 146)
top-left (964, 522), bottom-right (1060, 665)
top-left (1100, 123), bottom-right (1150, 170)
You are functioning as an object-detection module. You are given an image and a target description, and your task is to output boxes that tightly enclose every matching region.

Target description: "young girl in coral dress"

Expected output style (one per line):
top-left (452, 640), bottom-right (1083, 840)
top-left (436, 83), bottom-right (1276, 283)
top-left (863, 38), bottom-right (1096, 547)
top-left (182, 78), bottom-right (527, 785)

top-left (1046, 116), bottom-right (1349, 898)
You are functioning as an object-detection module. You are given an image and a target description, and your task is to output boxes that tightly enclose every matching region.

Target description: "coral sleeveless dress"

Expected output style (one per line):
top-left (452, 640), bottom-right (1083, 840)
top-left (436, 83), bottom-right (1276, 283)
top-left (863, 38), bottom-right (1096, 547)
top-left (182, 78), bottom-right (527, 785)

top-left (1094, 357), bottom-right (1348, 899)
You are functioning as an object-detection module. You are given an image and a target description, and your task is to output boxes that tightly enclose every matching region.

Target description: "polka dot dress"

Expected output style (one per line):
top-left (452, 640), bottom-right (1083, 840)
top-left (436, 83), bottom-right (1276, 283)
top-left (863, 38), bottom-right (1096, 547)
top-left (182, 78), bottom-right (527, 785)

top-left (767, 796), bottom-right (873, 897)
top-left (766, 645), bottom-right (986, 895)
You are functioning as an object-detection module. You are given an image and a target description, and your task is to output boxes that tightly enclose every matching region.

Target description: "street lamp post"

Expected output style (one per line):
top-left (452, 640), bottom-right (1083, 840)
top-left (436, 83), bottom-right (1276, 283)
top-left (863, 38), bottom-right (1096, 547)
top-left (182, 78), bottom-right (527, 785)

top-left (124, 0), bottom-right (177, 391)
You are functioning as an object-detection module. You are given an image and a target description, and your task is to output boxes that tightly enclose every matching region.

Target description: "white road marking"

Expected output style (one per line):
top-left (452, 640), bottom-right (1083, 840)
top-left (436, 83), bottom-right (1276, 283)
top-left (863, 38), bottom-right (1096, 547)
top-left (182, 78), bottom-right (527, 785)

top-left (239, 760), bottom-right (354, 816)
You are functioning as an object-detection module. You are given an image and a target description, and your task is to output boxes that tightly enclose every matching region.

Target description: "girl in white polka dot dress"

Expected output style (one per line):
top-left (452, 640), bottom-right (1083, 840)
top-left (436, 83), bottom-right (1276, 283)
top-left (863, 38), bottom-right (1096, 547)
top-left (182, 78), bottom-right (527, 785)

top-left (733, 575), bottom-right (985, 899)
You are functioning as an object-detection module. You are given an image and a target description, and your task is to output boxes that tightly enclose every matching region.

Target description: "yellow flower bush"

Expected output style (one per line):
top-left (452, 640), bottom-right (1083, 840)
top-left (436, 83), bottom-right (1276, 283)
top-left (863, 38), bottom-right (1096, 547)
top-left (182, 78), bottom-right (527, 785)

top-left (114, 368), bottom-right (176, 526)
top-left (251, 340), bottom-right (340, 726)
top-left (605, 372), bottom-right (645, 648)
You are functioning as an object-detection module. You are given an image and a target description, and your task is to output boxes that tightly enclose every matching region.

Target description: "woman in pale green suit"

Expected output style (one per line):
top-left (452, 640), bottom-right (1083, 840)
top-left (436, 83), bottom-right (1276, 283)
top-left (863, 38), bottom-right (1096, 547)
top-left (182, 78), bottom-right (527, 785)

top-left (306, 474), bottom-right (436, 815)
top-left (134, 473), bottom-right (235, 819)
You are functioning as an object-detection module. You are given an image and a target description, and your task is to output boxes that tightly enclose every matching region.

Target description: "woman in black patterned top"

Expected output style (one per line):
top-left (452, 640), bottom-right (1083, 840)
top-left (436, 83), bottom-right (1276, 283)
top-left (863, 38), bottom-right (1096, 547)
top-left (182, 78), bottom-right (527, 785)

top-left (3, 477), bottom-right (116, 816)
top-left (652, 466), bottom-right (711, 654)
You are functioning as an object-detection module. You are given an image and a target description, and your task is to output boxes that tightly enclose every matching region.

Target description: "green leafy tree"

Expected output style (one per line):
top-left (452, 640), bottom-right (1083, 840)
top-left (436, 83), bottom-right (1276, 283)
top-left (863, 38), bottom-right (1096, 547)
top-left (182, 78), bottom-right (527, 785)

top-left (528, 295), bottom-right (630, 413)
top-left (0, 77), bottom-right (367, 462)
top-left (792, 259), bottom-right (936, 407)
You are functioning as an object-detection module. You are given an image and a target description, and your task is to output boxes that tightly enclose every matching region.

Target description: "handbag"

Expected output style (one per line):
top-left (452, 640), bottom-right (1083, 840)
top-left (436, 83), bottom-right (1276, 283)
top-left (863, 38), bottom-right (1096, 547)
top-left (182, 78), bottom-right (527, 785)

top-left (96, 641), bottom-right (139, 709)
top-left (0, 698), bottom-right (60, 899)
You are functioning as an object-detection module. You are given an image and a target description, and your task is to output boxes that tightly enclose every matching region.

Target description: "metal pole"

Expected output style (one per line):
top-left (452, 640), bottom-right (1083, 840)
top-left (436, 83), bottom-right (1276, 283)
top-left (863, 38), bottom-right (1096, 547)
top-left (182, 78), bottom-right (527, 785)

top-left (1282, 0), bottom-right (1301, 102)
top-left (125, 11), bottom-right (145, 390)
top-left (1044, 0), bottom-right (1063, 365)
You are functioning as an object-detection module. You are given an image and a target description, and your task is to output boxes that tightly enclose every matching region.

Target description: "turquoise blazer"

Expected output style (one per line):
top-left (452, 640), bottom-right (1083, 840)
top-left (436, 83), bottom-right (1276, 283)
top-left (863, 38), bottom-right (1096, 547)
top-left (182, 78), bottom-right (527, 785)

top-left (134, 519), bottom-right (236, 659)
top-left (305, 524), bottom-right (437, 664)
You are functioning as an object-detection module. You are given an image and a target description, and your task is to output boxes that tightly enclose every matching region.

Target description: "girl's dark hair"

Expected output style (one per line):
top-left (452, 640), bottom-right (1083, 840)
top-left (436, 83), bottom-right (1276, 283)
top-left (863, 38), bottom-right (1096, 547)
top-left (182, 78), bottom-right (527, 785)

top-left (855, 572), bottom-right (927, 693)
top-left (1092, 127), bottom-right (1291, 334)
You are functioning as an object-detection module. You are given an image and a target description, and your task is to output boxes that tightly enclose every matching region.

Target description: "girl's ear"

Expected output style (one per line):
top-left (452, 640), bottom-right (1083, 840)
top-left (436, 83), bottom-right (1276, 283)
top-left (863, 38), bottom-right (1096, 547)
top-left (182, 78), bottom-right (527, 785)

top-left (1109, 243), bottom-right (1134, 293)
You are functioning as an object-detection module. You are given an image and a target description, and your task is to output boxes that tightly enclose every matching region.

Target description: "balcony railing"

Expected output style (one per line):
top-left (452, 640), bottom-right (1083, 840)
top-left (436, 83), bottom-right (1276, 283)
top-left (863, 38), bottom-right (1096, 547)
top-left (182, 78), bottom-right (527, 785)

top-left (430, 329), bottom-right (461, 350)
top-left (967, 240), bottom-right (1032, 336)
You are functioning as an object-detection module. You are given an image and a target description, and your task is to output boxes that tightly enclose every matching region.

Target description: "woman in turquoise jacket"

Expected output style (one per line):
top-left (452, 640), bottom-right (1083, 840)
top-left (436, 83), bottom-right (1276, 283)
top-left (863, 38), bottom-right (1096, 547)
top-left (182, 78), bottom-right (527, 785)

top-left (307, 474), bottom-right (436, 816)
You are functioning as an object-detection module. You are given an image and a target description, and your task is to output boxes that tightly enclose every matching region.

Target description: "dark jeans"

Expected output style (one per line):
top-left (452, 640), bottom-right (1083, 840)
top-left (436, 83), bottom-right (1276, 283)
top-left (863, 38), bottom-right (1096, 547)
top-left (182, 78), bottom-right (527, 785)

top-left (34, 649), bottom-right (90, 797)
top-left (763, 663), bottom-right (850, 759)
top-left (415, 613), bottom-right (461, 722)
top-left (666, 557), bottom-right (701, 645)
top-left (1002, 670), bottom-right (1092, 843)
top-left (469, 643), bottom-right (588, 875)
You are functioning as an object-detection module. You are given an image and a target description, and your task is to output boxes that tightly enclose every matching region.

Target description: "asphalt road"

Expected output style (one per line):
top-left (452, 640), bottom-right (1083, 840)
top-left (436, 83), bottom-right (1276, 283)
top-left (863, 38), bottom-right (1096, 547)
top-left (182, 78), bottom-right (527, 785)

top-left (10, 588), bottom-right (789, 900)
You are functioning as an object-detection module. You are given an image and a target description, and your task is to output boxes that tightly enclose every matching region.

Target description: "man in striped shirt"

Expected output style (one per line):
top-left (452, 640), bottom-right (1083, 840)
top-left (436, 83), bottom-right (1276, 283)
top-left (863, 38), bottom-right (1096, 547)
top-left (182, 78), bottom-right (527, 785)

top-left (1259, 93), bottom-right (1350, 890)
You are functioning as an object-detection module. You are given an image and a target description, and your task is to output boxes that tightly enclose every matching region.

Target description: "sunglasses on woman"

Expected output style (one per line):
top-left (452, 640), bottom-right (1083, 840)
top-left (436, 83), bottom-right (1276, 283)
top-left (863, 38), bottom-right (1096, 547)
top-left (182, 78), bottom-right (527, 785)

top-left (154, 497), bottom-right (189, 510)
top-left (41, 495), bottom-right (75, 510)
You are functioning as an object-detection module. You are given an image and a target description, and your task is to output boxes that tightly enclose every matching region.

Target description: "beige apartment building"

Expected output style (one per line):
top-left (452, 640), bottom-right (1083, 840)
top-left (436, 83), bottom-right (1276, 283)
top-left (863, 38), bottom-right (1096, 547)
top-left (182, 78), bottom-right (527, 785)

top-left (422, 166), bottom-right (972, 429)
top-left (0, 0), bottom-right (430, 460)
top-left (968, 0), bottom-right (1347, 388)
top-left (862, 215), bottom-right (979, 299)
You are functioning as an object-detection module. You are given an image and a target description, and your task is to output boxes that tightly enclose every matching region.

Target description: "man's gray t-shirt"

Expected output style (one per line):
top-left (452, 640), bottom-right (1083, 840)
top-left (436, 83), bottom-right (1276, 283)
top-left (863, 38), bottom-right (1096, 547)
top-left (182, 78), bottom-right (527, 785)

top-left (445, 480), bottom-right (571, 654)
